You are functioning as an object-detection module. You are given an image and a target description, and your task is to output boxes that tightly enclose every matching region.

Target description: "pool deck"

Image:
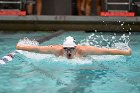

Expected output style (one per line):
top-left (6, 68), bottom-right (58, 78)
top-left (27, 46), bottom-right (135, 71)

top-left (0, 16), bottom-right (140, 32)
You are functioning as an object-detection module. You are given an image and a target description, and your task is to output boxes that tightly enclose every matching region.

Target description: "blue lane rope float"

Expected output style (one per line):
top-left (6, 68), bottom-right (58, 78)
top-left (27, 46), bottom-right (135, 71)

top-left (0, 30), bottom-right (64, 64)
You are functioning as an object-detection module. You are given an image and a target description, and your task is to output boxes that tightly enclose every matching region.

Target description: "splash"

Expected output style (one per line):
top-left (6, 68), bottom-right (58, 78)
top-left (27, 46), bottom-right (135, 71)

top-left (80, 32), bottom-right (131, 61)
top-left (55, 57), bottom-right (93, 65)
top-left (22, 52), bottom-right (49, 60)
top-left (80, 32), bottom-right (131, 50)
top-left (17, 37), bottom-right (47, 60)
top-left (18, 37), bottom-right (39, 46)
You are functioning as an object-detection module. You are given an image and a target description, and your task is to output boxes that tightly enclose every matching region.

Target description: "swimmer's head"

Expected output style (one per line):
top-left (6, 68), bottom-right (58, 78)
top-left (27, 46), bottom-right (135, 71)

top-left (63, 36), bottom-right (76, 48)
top-left (63, 36), bottom-right (77, 59)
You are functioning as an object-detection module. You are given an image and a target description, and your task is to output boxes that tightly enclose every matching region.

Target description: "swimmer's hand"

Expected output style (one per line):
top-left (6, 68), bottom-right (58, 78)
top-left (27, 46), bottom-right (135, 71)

top-left (108, 47), bottom-right (132, 56)
top-left (107, 47), bottom-right (132, 56)
top-left (126, 48), bottom-right (132, 56)
top-left (16, 44), bottom-right (22, 50)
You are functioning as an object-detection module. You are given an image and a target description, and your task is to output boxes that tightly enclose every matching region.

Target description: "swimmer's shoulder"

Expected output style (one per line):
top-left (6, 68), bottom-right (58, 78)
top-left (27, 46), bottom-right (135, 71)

top-left (76, 45), bottom-right (91, 50)
top-left (47, 45), bottom-right (63, 54)
top-left (76, 45), bottom-right (86, 55)
top-left (47, 45), bottom-right (63, 49)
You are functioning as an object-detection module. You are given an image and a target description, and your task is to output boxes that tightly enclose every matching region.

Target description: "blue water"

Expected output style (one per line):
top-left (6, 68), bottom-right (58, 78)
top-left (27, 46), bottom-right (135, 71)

top-left (0, 31), bottom-right (140, 93)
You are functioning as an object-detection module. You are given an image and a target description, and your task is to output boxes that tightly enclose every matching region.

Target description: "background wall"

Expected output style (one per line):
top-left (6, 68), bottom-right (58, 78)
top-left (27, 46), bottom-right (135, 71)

top-left (42, 0), bottom-right (72, 15)
top-left (41, 0), bottom-right (98, 15)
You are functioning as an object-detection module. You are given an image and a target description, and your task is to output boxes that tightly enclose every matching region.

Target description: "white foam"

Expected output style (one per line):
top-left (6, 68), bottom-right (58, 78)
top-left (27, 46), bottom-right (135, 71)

top-left (18, 37), bottom-right (39, 46)
top-left (21, 51), bottom-right (93, 65)
top-left (60, 57), bottom-right (93, 65)
top-left (22, 51), bottom-right (49, 60)
top-left (113, 42), bottom-right (129, 50)
top-left (0, 60), bottom-right (6, 64)
top-left (90, 55), bottom-right (123, 61)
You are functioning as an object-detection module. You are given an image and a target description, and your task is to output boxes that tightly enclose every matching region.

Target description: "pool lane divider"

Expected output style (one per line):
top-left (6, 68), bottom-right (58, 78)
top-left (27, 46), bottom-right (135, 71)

top-left (0, 30), bottom-right (64, 64)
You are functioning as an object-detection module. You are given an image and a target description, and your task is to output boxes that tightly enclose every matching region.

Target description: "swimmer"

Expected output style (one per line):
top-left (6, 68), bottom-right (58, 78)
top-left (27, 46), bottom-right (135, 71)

top-left (16, 36), bottom-right (132, 59)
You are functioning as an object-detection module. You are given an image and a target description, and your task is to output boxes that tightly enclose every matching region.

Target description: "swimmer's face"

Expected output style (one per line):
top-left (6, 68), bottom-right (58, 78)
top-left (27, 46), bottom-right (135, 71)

top-left (63, 47), bottom-right (76, 59)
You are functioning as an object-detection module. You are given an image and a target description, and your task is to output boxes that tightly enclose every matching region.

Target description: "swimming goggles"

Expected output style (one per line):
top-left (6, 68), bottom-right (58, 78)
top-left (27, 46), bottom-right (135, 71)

top-left (63, 47), bottom-right (75, 51)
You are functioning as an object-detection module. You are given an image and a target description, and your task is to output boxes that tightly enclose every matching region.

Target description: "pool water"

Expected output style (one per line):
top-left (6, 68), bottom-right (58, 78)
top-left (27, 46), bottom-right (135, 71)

top-left (0, 31), bottom-right (140, 93)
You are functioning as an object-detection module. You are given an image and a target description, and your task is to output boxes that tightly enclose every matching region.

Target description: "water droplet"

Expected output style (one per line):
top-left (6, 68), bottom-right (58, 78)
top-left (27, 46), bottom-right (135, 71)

top-left (95, 30), bottom-right (97, 32)
top-left (112, 36), bottom-right (115, 39)
top-left (121, 24), bottom-right (124, 26)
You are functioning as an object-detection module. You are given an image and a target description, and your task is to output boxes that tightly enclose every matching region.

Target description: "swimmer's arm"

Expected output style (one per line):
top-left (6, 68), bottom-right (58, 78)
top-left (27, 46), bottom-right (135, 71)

top-left (82, 46), bottom-right (132, 56)
top-left (16, 44), bottom-right (53, 54)
top-left (103, 48), bottom-right (131, 56)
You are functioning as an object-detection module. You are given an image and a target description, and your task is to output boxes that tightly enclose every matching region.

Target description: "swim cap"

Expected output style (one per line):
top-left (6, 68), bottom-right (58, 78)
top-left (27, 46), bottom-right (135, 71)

top-left (63, 36), bottom-right (76, 47)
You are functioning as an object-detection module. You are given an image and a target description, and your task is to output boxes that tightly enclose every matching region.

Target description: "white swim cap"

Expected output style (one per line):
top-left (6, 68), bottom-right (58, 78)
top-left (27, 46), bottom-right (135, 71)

top-left (63, 36), bottom-right (76, 47)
